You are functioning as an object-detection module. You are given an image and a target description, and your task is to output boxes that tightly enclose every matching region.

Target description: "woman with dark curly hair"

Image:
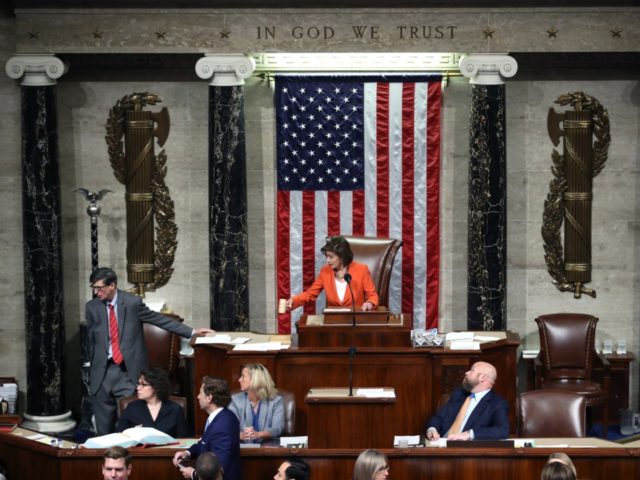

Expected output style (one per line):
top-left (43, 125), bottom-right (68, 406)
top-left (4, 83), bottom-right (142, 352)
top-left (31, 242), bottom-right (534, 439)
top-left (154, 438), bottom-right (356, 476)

top-left (116, 366), bottom-right (190, 437)
top-left (286, 236), bottom-right (379, 311)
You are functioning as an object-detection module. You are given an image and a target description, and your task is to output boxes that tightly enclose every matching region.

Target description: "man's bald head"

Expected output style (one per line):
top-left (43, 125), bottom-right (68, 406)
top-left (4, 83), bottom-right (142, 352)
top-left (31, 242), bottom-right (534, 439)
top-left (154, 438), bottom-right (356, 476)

top-left (462, 362), bottom-right (498, 393)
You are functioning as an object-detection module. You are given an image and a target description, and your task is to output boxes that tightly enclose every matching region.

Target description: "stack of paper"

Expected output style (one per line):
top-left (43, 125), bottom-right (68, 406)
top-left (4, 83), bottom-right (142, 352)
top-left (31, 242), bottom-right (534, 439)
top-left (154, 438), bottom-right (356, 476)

top-left (0, 382), bottom-right (18, 414)
top-left (522, 349), bottom-right (540, 359)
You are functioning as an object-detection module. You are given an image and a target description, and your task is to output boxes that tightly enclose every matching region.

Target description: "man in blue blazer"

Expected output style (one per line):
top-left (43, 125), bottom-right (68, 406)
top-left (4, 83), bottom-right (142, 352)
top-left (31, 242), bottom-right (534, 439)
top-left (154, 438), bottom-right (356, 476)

top-left (173, 377), bottom-right (241, 480)
top-left (86, 267), bottom-right (212, 435)
top-left (425, 361), bottom-right (510, 441)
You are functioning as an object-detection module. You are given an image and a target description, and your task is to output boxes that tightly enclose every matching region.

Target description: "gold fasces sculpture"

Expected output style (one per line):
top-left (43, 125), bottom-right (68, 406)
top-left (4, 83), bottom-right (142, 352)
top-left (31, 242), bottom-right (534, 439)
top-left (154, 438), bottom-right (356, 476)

top-left (106, 92), bottom-right (177, 296)
top-left (542, 92), bottom-right (610, 299)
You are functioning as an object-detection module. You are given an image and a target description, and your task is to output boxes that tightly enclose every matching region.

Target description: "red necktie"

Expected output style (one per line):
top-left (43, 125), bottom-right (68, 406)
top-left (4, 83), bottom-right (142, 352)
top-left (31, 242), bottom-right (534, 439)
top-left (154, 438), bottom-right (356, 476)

top-left (108, 304), bottom-right (123, 365)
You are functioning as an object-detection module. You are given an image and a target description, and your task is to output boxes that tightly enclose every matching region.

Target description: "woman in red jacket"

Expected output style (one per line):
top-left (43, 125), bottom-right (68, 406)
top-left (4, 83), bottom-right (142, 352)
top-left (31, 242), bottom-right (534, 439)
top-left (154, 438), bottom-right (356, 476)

top-left (286, 236), bottom-right (379, 311)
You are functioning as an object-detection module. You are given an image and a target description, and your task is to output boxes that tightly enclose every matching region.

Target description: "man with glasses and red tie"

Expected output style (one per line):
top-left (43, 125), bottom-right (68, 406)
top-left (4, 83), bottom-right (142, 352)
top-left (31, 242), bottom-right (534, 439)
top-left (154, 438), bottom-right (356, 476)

top-left (87, 267), bottom-right (212, 435)
top-left (425, 361), bottom-right (510, 441)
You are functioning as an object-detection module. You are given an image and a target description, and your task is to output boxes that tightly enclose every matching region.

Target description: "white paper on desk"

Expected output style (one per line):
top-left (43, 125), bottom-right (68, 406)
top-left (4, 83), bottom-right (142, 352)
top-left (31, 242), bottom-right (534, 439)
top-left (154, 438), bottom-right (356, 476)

top-left (26, 433), bottom-right (46, 441)
top-left (429, 438), bottom-right (447, 448)
top-left (445, 332), bottom-right (475, 341)
top-left (356, 388), bottom-right (395, 398)
top-left (231, 337), bottom-right (250, 344)
top-left (449, 340), bottom-right (480, 350)
top-left (233, 342), bottom-right (288, 351)
top-left (394, 435), bottom-right (421, 446)
top-left (474, 335), bottom-right (500, 342)
top-left (324, 307), bottom-right (351, 312)
top-left (280, 436), bottom-right (308, 447)
top-left (195, 334), bottom-right (232, 344)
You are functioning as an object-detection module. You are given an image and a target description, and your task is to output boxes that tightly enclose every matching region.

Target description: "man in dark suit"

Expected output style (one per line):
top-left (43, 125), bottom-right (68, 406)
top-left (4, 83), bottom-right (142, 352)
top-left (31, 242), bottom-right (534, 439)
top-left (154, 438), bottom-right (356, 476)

top-left (425, 361), bottom-right (509, 441)
top-left (173, 377), bottom-right (241, 480)
top-left (87, 267), bottom-right (212, 435)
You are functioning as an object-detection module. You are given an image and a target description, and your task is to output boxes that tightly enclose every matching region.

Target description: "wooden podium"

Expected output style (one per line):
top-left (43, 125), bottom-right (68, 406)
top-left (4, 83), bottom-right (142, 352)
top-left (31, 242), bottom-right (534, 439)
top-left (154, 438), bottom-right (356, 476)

top-left (305, 387), bottom-right (396, 448)
top-left (297, 309), bottom-right (412, 348)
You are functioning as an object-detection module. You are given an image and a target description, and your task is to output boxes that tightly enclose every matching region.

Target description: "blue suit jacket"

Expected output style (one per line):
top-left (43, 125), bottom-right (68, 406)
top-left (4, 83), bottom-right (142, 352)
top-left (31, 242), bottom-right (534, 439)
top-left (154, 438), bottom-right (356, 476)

top-left (425, 387), bottom-right (510, 440)
top-left (189, 408), bottom-right (241, 480)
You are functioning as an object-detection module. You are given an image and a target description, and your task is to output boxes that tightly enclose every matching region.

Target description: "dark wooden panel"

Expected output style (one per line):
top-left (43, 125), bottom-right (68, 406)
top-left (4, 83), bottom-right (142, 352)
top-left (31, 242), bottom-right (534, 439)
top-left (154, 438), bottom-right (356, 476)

top-left (3, 433), bottom-right (639, 480)
top-left (192, 332), bottom-right (520, 437)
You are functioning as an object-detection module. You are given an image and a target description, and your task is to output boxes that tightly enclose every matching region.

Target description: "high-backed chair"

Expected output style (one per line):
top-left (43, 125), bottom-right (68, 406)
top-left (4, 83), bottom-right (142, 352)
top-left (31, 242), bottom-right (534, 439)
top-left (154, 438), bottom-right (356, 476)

top-left (231, 389), bottom-right (296, 436)
top-left (143, 313), bottom-right (184, 394)
top-left (342, 235), bottom-right (402, 307)
top-left (534, 313), bottom-right (610, 437)
top-left (118, 394), bottom-right (188, 419)
top-left (517, 390), bottom-right (586, 437)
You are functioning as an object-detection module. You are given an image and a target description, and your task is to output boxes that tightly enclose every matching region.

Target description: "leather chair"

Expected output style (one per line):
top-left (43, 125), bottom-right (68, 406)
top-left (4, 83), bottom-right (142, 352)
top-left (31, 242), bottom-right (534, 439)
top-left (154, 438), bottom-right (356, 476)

top-left (231, 389), bottom-right (296, 435)
top-left (517, 390), bottom-right (586, 437)
top-left (143, 313), bottom-right (184, 394)
top-left (342, 235), bottom-right (402, 307)
top-left (534, 313), bottom-right (610, 437)
top-left (118, 394), bottom-right (188, 419)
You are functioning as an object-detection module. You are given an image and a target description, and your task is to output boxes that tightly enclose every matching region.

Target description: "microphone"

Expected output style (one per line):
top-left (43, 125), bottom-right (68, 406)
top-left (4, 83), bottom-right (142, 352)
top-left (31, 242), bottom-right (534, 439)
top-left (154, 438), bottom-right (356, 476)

top-left (344, 273), bottom-right (356, 327)
top-left (348, 346), bottom-right (357, 396)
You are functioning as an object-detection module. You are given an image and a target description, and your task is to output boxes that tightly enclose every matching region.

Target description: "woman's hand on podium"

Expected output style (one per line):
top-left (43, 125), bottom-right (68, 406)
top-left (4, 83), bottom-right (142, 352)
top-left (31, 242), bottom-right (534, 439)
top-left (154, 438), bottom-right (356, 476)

top-left (361, 301), bottom-right (374, 311)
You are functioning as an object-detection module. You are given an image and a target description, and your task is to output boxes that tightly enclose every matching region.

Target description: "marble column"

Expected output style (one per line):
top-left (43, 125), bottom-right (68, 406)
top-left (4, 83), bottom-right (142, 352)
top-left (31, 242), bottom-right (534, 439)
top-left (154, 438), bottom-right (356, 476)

top-left (195, 54), bottom-right (255, 331)
top-left (459, 54), bottom-right (518, 331)
top-left (5, 55), bottom-right (75, 432)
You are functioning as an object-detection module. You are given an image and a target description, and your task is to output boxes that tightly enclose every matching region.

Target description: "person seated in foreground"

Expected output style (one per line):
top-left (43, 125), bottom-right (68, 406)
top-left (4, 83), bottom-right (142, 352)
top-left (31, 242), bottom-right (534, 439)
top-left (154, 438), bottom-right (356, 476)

top-left (102, 446), bottom-right (132, 480)
top-left (172, 377), bottom-right (241, 480)
top-left (195, 452), bottom-right (223, 480)
top-left (425, 361), bottom-right (509, 441)
top-left (286, 236), bottom-right (379, 311)
top-left (540, 461), bottom-right (576, 480)
top-left (546, 453), bottom-right (577, 478)
top-left (352, 449), bottom-right (390, 480)
top-left (274, 458), bottom-right (311, 480)
top-left (116, 366), bottom-right (190, 437)
top-left (229, 363), bottom-right (285, 443)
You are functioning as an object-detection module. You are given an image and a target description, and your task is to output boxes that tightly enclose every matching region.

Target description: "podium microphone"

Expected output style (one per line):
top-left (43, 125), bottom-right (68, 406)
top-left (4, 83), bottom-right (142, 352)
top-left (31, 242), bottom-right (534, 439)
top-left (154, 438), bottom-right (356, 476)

top-left (348, 346), bottom-right (357, 396)
top-left (344, 273), bottom-right (356, 327)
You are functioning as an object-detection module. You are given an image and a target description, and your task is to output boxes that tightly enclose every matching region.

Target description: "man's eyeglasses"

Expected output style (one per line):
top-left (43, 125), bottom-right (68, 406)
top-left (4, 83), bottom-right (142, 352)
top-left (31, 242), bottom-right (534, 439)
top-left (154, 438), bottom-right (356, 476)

top-left (91, 284), bottom-right (109, 291)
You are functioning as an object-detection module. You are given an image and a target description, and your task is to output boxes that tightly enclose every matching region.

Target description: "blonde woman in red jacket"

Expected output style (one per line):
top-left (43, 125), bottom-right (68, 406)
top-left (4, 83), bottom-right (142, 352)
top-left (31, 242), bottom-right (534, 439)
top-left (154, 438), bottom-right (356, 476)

top-left (286, 236), bottom-right (379, 311)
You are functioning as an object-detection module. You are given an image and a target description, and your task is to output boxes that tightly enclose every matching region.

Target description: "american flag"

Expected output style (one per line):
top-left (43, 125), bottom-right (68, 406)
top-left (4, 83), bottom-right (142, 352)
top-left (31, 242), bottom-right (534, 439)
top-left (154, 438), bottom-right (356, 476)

top-left (275, 74), bottom-right (441, 333)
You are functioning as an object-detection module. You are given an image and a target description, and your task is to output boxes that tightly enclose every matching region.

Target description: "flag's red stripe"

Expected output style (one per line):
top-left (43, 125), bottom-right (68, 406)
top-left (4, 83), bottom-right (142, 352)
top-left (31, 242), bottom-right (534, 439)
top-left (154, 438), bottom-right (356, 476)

top-left (302, 191), bottom-right (317, 316)
top-left (352, 190), bottom-right (365, 236)
top-left (426, 81), bottom-right (442, 329)
top-left (276, 190), bottom-right (291, 333)
top-left (376, 83), bottom-right (390, 238)
top-left (327, 191), bottom-right (341, 236)
top-left (401, 83), bottom-right (415, 316)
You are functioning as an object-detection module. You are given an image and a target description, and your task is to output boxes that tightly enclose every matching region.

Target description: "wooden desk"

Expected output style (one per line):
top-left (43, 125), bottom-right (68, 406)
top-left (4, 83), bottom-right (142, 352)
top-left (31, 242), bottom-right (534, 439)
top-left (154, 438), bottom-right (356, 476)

top-left (297, 311), bottom-right (412, 348)
top-left (192, 332), bottom-right (521, 437)
top-left (305, 387), bottom-right (396, 448)
top-left (2, 429), bottom-right (639, 480)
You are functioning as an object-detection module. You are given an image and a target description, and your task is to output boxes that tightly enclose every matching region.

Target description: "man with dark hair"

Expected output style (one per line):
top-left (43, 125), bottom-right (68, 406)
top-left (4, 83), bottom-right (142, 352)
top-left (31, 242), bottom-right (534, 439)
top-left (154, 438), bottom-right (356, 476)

top-left (173, 377), bottom-right (241, 480)
top-left (194, 452), bottom-right (222, 480)
top-left (86, 267), bottom-right (212, 435)
top-left (102, 446), bottom-right (132, 480)
top-left (274, 459), bottom-right (311, 480)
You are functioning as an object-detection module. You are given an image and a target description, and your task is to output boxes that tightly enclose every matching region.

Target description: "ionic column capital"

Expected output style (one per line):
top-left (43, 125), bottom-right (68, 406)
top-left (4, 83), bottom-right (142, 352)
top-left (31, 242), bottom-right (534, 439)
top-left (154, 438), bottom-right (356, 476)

top-left (195, 54), bottom-right (255, 86)
top-left (459, 54), bottom-right (518, 85)
top-left (5, 54), bottom-right (68, 86)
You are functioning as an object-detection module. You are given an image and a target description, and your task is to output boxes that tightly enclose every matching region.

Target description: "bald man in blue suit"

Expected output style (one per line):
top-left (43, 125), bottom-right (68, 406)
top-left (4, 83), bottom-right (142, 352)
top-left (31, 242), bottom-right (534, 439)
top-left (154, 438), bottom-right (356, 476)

top-left (425, 361), bottom-right (510, 441)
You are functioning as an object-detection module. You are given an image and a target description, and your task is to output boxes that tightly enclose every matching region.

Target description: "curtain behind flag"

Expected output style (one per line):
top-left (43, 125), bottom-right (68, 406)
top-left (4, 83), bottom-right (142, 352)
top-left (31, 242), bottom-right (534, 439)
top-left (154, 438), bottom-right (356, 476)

top-left (275, 74), bottom-right (441, 333)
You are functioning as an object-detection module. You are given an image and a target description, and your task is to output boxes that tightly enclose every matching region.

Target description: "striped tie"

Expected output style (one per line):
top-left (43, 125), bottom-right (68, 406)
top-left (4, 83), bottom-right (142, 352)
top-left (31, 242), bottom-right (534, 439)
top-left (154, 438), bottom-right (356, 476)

top-left (108, 304), bottom-right (123, 365)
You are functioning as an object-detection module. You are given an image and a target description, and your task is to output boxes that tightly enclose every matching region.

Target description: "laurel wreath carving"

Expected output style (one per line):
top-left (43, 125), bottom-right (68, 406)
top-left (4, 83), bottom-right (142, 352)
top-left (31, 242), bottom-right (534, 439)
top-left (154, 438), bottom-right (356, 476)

top-left (542, 92), bottom-right (609, 296)
top-left (105, 92), bottom-right (177, 290)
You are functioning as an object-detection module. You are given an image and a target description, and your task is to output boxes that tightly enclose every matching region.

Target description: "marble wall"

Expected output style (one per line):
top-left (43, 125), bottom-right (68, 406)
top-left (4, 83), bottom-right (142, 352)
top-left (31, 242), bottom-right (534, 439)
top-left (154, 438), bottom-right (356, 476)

top-left (1, 12), bottom-right (640, 415)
